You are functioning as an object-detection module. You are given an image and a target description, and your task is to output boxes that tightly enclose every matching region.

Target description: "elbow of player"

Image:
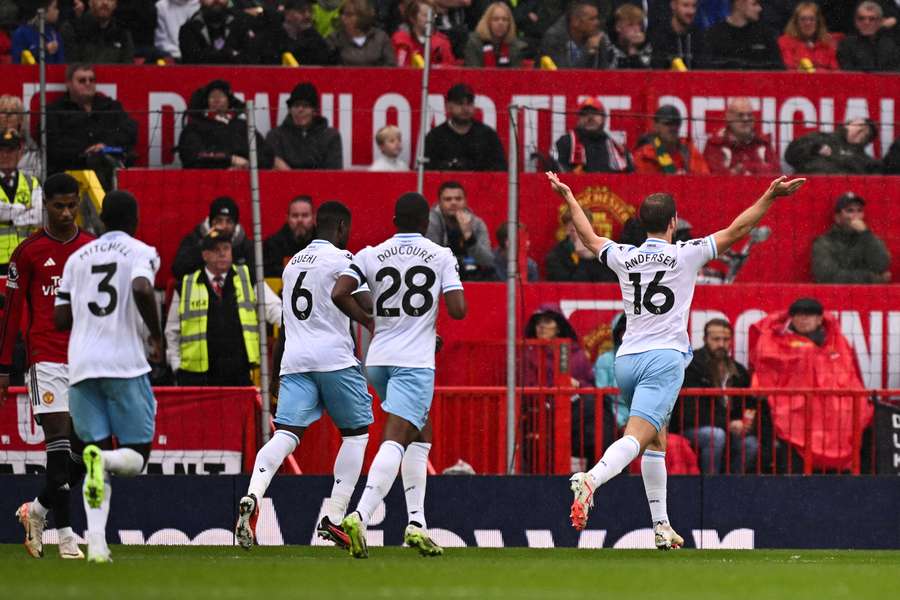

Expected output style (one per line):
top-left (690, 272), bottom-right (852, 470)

top-left (448, 302), bottom-right (467, 320)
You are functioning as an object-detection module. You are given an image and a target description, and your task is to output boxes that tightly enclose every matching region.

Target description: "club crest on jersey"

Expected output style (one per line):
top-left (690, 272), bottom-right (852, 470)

top-left (7, 261), bottom-right (18, 283)
top-left (42, 391), bottom-right (55, 406)
top-left (555, 186), bottom-right (635, 241)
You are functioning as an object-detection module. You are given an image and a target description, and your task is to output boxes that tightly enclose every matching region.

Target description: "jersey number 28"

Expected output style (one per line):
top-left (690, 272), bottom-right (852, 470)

top-left (375, 266), bottom-right (435, 317)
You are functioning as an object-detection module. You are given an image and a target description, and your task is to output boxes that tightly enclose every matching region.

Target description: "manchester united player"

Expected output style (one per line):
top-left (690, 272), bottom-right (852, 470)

top-left (0, 173), bottom-right (94, 559)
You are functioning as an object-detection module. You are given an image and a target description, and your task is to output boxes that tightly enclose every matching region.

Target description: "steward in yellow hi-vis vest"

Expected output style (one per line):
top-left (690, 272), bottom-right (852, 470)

top-left (171, 232), bottom-right (259, 386)
top-left (0, 129), bottom-right (42, 274)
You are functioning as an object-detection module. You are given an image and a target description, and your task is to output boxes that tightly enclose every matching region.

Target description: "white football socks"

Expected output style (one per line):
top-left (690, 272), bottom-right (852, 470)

top-left (31, 497), bottom-right (49, 519)
top-left (83, 475), bottom-right (111, 538)
top-left (401, 442), bottom-right (431, 529)
top-left (248, 430), bottom-right (299, 500)
top-left (101, 448), bottom-right (145, 477)
top-left (641, 450), bottom-right (669, 524)
top-left (587, 435), bottom-right (641, 488)
top-left (355, 440), bottom-right (405, 525)
top-left (326, 433), bottom-right (369, 522)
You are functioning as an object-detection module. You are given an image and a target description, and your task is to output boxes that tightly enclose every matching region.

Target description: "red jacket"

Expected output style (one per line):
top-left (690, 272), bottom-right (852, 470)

top-left (703, 128), bottom-right (780, 175)
top-left (778, 34), bottom-right (839, 71)
top-left (391, 29), bottom-right (457, 67)
top-left (749, 311), bottom-right (872, 471)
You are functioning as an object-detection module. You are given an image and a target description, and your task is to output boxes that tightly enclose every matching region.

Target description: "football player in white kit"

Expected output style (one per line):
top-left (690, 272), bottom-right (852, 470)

top-left (332, 192), bottom-right (467, 559)
top-left (235, 201), bottom-right (374, 550)
top-left (548, 172), bottom-right (805, 549)
top-left (53, 191), bottom-right (163, 563)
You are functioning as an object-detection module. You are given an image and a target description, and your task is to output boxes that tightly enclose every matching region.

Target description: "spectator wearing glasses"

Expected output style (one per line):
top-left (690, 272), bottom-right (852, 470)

top-left (778, 1), bottom-right (839, 71)
top-left (703, 97), bottom-right (779, 175)
top-left (811, 192), bottom-right (891, 284)
top-left (837, 1), bottom-right (900, 72)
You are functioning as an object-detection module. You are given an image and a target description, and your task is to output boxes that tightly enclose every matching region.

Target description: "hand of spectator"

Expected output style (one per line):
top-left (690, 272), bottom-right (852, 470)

top-left (244, 7), bottom-right (264, 17)
top-left (876, 270), bottom-right (892, 283)
top-left (765, 175), bottom-right (806, 199)
top-left (84, 143), bottom-right (106, 155)
top-left (818, 145), bottom-right (832, 157)
top-left (148, 335), bottom-right (163, 364)
top-left (728, 419), bottom-right (745, 435)
top-left (848, 217), bottom-right (868, 233)
top-left (528, 12), bottom-right (538, 23)
top-left (587, 33), bottom-right (604, 53)
top-left (0, 373), bottom-right (8, 409)
top-left (883, 17), bottom-right (897, 29)
top-left (231, 155), bottom-right (250, 169)
top-left (47, 40), bottom-right (59, 55)
top-left (457, 209), bottom-right (474, 239)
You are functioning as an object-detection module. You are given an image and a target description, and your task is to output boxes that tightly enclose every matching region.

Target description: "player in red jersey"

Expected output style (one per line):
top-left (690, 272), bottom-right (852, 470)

top-left (0, 174), bottom-right (94, 559)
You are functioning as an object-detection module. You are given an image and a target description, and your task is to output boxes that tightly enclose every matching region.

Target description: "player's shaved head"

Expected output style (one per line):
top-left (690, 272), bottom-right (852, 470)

top-left (639, 192), bottom-right (676, 234)
top-left (316, 200), bottom-right (351, 248)
top-left (394, 192), bottom-right (429, 233)
top-left (43, 172), bottom-right (80, 199)
top-left (101, 190), bottom-right (139, 234)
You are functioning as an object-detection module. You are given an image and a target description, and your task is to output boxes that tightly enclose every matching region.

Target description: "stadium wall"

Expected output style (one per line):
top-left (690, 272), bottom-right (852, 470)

top-left (2, 475), bottom-right (898, 549)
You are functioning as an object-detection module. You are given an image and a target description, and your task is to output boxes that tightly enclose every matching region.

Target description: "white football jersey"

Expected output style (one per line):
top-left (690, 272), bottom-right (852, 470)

top-left (343, 233), bottom-right (462, 369)
top-left (280, 240), bottom-right (366, 374)
top-left (600, 235), bottom-right (716, 357)
top-left (55, 231), bottom-right (160, 385)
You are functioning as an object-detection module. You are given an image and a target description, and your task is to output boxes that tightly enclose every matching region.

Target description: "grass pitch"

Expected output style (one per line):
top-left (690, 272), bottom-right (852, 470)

top-left (2, 545), bottom-right (898, 600)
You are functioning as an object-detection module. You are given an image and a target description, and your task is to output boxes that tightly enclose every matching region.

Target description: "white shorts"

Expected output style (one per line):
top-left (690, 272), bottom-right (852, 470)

top-left (26, 362), bottom-right (70, 416)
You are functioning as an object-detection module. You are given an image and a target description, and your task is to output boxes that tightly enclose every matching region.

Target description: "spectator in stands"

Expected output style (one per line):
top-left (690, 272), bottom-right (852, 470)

top-left (426, 180), bottom-right (494, 280)
top-left (327, 0), bottom-right (396, 66)
top-left (493, 221), bottom-right (539, 282)
top-left (115, 0), bottom-right (160, 61)
top-left (12, 0), bottom-right (65, 64)
top-left (262, 195), bottom-right (315, 277)
top-left (266, 82), bottom-right (343, 171)
top-left (607, 3), bottom-right (653, 68)
top-left (431, 0), bottom-right (478, 59)
top-left (179, 0), bottom-right (259, 64)
top-left (633, 105), bottom-right (709, 174)
top-left (811, 192), bottom-right (891, 284)
top-left (702, 0), bottom-right (784, 69)
top-left (172, 196), bottom-right (256, 282)
top-left (514, 0), bottom-right (568, 57)
top-left (703, 97), bottom-right (779, 175)
top-left (673, 318), bottom-right (760, 474)
top-left (778, 1), bottom-right (839, 71)
top-left (837, 1), bottom-right (900, 72)
top-left (45, 64), bottom-right (138, 187)
top-left (60, 0), bottom-right (134, 63)
top-left (696, 0), bottom-right (730, 29)
top-left (594, 312), bottom-right (628, 431)
top-left (154, 0), bottom-right (200, 61)
top-left (312, 0), bottom-right (342, 38)
top-left (463, 1), bottom-right (527, 67)
top-left (424, 83), bottom-right (506, 171)
top-left (552, 98), bottom-right (634, 174)
top-left (0, 129), bottom-right (42, 276)
top-left (370, 125), bottom-right (409, 172)
top-left (0, 96), bottom-right (40, 176)
top-left (177, 79), bottom-right (272, 170)
top-left (649, 0), bottom-right (705, 69)
top-left (394, 0), bottom-right (457, 67)
top-left (260, 0), bottom-right (333, 65)
top-left (540, 0), bottom-right (611, 69)
top-left (750, 297), bottom-right (870, 473)
top-left (785, 117), bottom-right (880, 174)
top-left (166, 231), bottom-right (280, 387)
top-left (545, 206), bottom-right (617, 282)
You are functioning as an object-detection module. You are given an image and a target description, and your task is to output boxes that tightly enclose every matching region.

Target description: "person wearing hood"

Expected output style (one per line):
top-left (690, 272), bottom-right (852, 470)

top-left (785, 117), bottom-right (881, 174)
top-left (262, 195), bottom-right (315, 277)
top-left (60, 0), bottom-right (134, 63)
top-left (177, 79), bottom-right (272, 170)
top-left (171, 196), bottom-right (257, 282)
top-left (552, 98), bottom-right (633, 174)
top-left (266, 82), bottom-right (343, 171)
top-left (178, 0), bottom-right (259, 64)
top-left (811, 192), bottom-right (891, 284)
top-left (154, 0), bottom-right (200, 60)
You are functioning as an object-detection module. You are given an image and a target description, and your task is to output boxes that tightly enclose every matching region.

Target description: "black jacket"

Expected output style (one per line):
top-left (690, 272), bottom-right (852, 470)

top-left (179, 8), bottom-right (259, 64)
top-left (837, 32), bottom-right (900, 72)
top-left (261, 22), bottom-right (334, 65)
top-left (883, 138), bottom-right (900, 174)
top-left (424, 121), bottom-right (506, 171)
top-left (554, 128), bottom-right (634, 173)
top-left (265, 115), bottom-right (342, 170)
top-left (60, 13), bottom-right (135, 64)
top-left (702, 20), bottom-right (783, 70)
top-left (648, 22), bottom-right (704, 69)
top-left (262, 224), bottom-right (313, 277)
top-left (811, 225), bottom-right (891, 284)
top-left (172, 220), bottom-right (256, 282)
top-left (784, 129), bottom-right (880, 174)
top-left (46, 93), bottom-right (138, 174)
top-left (671, 346), bottom-right (754, 433)
top-left (178, 113), bottom-right (272, 169)
top-left (545, 239), bottom-right (617, 282)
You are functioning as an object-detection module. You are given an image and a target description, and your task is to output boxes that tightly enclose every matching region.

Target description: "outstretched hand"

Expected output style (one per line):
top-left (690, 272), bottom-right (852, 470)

top-left (766, 176), bottom-right (806, 198)
top-left (545, 171), bottom-right (572, 199)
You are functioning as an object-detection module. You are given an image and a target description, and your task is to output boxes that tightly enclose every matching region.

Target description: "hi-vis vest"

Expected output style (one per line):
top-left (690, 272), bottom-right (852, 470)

top-left (0, 173), bottom-right (39, 264)
top-left (178, 265), bottom-right (260, 373)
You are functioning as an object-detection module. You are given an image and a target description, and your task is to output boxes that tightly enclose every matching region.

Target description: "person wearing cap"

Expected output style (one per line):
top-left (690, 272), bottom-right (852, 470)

top-left (703, 97), bottom-right (779, 176)
top-left (179, 0), bottom-right (259, 64)
top-left (326, 0), bottom-right (396, 66)
top-left (811, 192), bottom-right (891, 284)
top-left (266, 82), bottom-right (343, 171)
top-left (171, 196), bottom-right (257, 281)
top-left (552, 98), bottom-right (633, 174)
top-left (785, 117), bottom-right (881, 174)
top-left (259, 0), bottom-right (333, 65)
top-left (423, 83), bottom-right (506, 172)
top-left (648, 0), bottom-right (705, 70)
top-left (0, 128), bottom-right (42, 275)
top-left (702, 0), bottom-right (784, 70)
top-left (166, 230), bottom-right (279, 387)
top-left (539, 0), bottom-right (612, 69)
top-left (177, 79), bottom-right (272, 169)
top-left (633, 105), bottom-right (709, 175)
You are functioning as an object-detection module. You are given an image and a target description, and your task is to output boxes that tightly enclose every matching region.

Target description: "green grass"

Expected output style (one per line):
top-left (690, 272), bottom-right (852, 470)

top-left (2, 545), bottom-right (899, 600)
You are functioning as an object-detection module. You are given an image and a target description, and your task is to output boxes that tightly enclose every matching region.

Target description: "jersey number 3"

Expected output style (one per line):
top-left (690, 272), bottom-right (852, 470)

top-left (88, 262), bottom-right (118, 317)
top-left (628, 271), bottom-right (675, 315)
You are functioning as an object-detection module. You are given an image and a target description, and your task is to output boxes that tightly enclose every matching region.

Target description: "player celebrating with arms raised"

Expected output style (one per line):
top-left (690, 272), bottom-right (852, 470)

top-left (333, 192), bottom-right (466, 559)
top-left (1, 174), bottom-right (94, 559)
top-left (548, 171), bottom-right (804, 548)
top-left (54, 191), bottom-right (163, 563)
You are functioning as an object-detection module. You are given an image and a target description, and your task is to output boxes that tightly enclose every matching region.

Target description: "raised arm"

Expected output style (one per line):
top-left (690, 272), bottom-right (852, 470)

top-left (712, 176), bottom-right (805, 256)
top-left (545, 172), bottom-right (610, 256)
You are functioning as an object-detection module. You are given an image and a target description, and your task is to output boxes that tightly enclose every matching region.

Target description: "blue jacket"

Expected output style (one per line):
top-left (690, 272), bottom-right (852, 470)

top-left (11, 24), bottom-right (65, 64)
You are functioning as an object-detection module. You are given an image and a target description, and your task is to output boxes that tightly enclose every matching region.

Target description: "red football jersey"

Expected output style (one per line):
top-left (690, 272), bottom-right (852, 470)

top-left (0, 228), bottom-right (95, 367)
